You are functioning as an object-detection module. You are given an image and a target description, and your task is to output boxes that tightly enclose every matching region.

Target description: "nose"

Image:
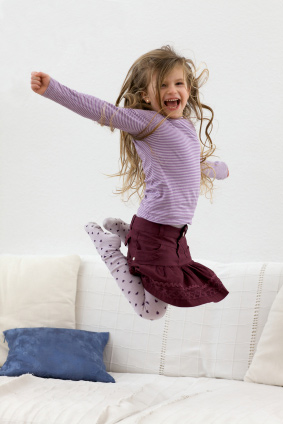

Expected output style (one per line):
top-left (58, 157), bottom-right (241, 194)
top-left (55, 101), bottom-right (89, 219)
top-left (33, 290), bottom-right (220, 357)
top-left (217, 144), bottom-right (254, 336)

top-left (167, 84), bottom-right (178, 95)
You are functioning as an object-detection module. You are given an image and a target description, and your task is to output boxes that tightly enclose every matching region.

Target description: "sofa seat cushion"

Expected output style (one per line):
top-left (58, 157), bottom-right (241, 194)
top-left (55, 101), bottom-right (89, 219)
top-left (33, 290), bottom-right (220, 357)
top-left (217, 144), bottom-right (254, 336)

top-left (0, 373), bottom-right (282, 423)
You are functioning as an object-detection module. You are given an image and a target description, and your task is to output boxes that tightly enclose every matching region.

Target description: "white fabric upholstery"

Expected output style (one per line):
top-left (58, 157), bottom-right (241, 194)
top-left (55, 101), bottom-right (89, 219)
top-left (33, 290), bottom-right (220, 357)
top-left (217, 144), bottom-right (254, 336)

top-left (244, 278), bottom-right (283, 385)
top-left (76, 256), bottom-right (283, 380)
top-left (162, 260), bottom-right (283, 380)
top-left (1, 255), bottom-right (283, 423)
top-left (0, 373), bottom-right (282, 423)
top-left (0, 254), bottom-right (81, 366)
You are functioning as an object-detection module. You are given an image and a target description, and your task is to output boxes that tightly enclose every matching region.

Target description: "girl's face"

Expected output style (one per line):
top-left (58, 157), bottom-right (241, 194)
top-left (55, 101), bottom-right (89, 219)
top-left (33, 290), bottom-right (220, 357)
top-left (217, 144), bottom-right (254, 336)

top-left (144, 65), bottom-right (191, 119)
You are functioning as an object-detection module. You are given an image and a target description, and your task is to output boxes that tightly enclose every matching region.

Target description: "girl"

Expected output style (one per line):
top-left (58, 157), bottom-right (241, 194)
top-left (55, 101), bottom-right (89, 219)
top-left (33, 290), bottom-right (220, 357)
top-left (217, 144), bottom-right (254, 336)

top-left (31, 45), bottom-right (229, 320)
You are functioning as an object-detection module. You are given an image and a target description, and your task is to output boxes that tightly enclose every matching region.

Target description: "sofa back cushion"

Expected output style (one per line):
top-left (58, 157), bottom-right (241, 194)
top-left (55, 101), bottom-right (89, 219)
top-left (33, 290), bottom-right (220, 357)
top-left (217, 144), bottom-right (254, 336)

top-left (0, 255), bottom-right (80, 367)
top-left (244, 278), bottom-right (283, 386)
top-left (76, 256), bottom-right (283, 380)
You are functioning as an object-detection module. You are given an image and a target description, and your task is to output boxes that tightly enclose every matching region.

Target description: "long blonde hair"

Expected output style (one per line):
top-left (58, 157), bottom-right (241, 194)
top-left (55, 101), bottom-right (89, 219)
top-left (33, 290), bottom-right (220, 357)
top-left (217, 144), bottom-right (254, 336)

top-left (109, 45), bottom-right (217, 203)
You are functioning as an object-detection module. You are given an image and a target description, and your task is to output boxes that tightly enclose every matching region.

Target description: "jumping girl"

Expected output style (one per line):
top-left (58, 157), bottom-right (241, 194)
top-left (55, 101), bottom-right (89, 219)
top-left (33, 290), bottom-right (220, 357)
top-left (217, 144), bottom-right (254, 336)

top-left (31, 45), bottom-right (229, 320)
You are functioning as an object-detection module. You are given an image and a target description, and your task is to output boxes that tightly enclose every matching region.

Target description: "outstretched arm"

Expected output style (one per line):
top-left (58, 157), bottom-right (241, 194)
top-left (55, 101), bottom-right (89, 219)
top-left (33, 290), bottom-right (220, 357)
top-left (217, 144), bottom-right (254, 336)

top-left (201, 160), bottom-right (229, 180)
top-left (30, 72), bottom-right (151, 136)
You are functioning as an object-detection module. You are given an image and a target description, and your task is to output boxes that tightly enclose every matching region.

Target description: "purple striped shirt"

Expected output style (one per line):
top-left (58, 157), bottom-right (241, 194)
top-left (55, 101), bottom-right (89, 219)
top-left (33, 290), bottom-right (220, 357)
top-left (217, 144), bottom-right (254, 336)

top-left (43, 78), bottom-right (228, 226)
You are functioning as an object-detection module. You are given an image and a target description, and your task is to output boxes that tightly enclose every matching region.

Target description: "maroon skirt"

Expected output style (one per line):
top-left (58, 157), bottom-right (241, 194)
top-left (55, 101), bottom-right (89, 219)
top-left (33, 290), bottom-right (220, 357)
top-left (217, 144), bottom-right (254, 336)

top-left (125, 215), bottom-right (229, 307)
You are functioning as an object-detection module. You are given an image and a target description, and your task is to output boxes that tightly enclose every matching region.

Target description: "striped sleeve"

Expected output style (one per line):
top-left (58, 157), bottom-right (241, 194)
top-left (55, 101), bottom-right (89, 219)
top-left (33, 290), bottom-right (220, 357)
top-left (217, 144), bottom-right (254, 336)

top-left (42, 78), bottom-right (149, 136)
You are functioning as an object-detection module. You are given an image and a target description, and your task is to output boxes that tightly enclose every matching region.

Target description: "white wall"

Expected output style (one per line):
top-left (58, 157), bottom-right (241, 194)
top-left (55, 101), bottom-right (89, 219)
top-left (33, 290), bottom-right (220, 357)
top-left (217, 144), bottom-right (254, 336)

top-left (1, 0), bottom-right (282, 261)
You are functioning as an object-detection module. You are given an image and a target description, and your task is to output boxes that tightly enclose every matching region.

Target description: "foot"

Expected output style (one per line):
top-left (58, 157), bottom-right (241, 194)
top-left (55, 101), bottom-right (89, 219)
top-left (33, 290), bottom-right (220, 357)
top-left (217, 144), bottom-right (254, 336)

top-left (84, 222), bottom-right (121, 259)
top-left (103, 217), bottom-right (130, 244)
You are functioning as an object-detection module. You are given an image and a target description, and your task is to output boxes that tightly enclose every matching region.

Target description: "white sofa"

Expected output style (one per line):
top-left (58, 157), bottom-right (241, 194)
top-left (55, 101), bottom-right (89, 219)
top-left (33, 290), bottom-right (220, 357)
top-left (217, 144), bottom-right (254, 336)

top-left (1, 254), bottom-right (283, 423)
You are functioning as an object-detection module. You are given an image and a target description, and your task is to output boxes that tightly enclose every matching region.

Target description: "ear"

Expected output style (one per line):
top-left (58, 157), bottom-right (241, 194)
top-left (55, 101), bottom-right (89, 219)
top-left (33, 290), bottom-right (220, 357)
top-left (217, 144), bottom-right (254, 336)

top-left (142, 92), bottom-right (150, 103)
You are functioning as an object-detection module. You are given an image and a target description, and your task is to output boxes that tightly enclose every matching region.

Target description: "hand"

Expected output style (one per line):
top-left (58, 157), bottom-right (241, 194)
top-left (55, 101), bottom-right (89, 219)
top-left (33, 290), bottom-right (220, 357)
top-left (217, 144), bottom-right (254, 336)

top-left (30, 71), bottom-right (50, 95)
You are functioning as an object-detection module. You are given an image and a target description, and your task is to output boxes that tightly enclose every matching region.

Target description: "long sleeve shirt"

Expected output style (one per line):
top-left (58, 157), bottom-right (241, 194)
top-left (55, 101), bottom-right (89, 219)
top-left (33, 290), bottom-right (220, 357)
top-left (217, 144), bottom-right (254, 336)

top-left (42, 78), bottom-right (228, 226)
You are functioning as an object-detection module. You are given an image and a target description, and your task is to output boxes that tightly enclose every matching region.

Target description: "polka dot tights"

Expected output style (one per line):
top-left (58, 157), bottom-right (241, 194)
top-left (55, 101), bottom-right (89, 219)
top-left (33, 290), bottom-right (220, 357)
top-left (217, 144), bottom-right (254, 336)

top-left (85, 221), bottom-right (167, 320)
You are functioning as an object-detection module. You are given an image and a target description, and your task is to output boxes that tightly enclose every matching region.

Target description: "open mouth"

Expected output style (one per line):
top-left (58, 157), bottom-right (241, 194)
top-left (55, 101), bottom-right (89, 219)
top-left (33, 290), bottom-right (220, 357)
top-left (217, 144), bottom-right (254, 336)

top-left (164, 99), bottom-right (180, 109)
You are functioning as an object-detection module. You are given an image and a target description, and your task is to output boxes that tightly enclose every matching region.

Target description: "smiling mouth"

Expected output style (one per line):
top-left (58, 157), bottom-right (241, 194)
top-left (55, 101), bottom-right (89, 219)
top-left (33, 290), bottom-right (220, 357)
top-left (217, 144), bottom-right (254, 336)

top-left (164, 99), bottom-right (180, 109)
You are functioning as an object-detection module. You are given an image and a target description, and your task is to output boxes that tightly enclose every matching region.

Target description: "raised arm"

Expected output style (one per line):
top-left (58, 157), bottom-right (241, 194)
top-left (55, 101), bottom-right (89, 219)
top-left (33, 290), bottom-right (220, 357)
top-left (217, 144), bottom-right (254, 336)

top-left (201, 160), bottom-right (229, 180)
top-left (30, 72), bottom-right (151, 136)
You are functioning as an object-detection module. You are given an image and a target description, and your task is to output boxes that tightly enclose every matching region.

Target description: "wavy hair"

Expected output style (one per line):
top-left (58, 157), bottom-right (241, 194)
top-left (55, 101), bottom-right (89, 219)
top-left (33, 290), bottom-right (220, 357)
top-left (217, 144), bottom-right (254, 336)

top-left (109, 45), bottom-right (218, 203)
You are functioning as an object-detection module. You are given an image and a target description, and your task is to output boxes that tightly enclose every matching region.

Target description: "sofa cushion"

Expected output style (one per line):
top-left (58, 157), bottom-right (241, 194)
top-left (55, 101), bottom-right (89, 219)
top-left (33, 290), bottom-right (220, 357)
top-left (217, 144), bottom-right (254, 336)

top-left (0, 327), bottom-right (114, 383)
top-left (160, 261), bottom-right (283, 380)
top-left (244, 278), bottom-right (283, 386)
top-left (77, 257), bottom-right (283, 380)
top-left (0, 255), bottom-right (81, 367)
top-left (0, 373), bottom-right (283, 423)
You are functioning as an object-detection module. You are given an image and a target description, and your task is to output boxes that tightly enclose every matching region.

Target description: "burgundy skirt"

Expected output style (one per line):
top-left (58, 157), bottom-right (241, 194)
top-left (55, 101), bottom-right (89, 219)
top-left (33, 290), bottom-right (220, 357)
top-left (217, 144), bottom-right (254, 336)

top-left (125, 215), bottom-right (229, 307)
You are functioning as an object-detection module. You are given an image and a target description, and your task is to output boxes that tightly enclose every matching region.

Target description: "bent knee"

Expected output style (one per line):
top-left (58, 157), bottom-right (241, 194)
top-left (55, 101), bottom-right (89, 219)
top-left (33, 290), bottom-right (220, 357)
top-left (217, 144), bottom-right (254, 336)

top-left (142, 307), bottom-right (167, 321)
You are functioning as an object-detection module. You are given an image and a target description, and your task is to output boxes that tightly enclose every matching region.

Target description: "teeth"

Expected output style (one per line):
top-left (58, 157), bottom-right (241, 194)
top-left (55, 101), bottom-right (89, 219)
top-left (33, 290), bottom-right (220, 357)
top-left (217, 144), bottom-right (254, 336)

top-left (166, 99), bottom-right (179, 102)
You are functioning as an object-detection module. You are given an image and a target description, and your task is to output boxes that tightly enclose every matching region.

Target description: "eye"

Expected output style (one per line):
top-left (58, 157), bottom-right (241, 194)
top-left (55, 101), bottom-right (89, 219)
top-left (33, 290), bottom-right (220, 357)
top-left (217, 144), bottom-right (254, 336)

top-left (176, 82), bottom-right (184, 85)
top-left (161, 84), bottom-right (166, 88)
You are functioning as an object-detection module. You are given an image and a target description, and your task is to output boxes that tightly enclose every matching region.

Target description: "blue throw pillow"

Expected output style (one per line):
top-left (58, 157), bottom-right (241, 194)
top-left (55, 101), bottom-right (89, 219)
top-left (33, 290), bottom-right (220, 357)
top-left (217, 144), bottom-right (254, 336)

top-left (0, 327), bottom-right (115, 383)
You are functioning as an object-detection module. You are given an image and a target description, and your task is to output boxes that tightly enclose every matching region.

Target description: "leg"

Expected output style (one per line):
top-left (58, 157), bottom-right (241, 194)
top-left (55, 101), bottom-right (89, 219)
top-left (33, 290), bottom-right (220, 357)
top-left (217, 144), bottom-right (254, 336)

top-left (103, 217), bottom-right (130, 245)
top-left (85, 222), bottom-right (167, 320)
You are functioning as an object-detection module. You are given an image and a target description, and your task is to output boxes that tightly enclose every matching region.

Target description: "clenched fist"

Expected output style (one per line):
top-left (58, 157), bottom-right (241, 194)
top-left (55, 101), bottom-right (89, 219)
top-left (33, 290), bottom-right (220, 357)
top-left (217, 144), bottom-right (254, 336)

top-left (31, 71), bottom-right (50, 95)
